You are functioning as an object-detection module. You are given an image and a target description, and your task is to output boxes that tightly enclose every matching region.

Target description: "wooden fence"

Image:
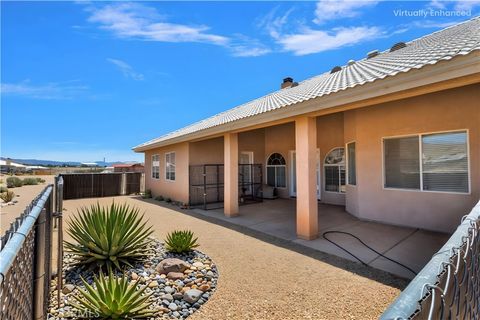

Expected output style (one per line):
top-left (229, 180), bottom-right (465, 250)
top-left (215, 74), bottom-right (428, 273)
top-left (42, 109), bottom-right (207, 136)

top-left (60, 173), bottom-right (143, 200)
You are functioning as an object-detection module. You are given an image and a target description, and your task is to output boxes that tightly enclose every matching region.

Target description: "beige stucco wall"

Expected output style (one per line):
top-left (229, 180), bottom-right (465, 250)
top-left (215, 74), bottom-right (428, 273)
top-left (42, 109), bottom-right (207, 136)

top-left (189, 137), bottom-right (224, 165)
top-left (316, 113), bottom-right (345, 205)
top-left (344, 84), bottom-right (480, 233)
top-left (239, 128), bottom-right (265, 164)
top-left (144, 142), bottom-right (190, 204)
top-left (264, 122), bottom-right (295, 198)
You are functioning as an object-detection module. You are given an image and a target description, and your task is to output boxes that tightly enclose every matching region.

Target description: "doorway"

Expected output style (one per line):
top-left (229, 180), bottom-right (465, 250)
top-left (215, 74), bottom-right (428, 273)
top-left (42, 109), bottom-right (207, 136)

top-left (240, 151), bottom-right (254, 195)
top-left (289, 150), bottom-right (321, 200)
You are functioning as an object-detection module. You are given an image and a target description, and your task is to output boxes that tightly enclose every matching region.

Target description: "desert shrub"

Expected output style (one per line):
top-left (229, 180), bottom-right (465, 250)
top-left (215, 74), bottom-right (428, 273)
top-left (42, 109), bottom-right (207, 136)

top-left (36, 177), bottom-right (46, 183)
top-left (165, 230), bottom-right (199, 253)
top-left (0, 186), bottom-right (7, 193)
top-left (0, 190), bottom-right (15, 203)
top-left (65, 202), bottom-right (153, 270)
top-left (165, 198), bottom-right (172, 203)
top-left (6, 177), bottom-right (23, 188)
top-left (70, 268), bottom-right (154, 319)
top-left (22, 177), bottom-right (39, 185)
top-left (142, 189), bottom-right (152, 199)
top-left (154, 195), bottom-right (164, 201)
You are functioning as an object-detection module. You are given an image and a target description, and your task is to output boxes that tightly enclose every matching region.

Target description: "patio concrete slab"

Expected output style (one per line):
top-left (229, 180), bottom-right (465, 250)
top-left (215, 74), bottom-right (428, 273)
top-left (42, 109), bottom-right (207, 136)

top-left (197, 198), bottom-right (449, 279)
top-left (369, 230), bottom-right (450, 279)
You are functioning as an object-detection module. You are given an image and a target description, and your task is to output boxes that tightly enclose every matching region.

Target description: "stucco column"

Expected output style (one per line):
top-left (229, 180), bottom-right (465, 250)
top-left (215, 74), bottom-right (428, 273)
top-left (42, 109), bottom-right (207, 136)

top-left (295, 116), bottom-right (318, 240)
top-left (224, 133), bottom-right (239, 217)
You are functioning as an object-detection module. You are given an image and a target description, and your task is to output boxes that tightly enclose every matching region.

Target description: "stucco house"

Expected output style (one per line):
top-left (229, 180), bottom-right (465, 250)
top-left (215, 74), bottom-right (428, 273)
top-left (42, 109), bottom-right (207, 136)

top-left (134, 18), bottom-right (480, 240)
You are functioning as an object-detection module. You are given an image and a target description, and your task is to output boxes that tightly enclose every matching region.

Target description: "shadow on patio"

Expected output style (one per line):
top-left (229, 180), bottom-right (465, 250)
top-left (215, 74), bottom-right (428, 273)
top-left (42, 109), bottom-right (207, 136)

top-left (190, 199), bottom-right (449, 280)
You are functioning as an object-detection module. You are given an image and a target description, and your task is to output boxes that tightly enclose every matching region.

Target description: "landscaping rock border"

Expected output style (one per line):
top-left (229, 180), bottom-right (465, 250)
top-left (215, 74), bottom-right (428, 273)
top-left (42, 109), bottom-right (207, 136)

top-left (48, 238), bottom-right (219, 319)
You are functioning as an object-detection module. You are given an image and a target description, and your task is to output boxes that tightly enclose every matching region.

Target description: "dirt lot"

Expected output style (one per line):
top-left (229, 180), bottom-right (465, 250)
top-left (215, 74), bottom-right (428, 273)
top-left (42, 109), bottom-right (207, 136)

top-left (58, 196), bottom-right (406, 320)
top-left (0, 175), bottom-right (55, 232)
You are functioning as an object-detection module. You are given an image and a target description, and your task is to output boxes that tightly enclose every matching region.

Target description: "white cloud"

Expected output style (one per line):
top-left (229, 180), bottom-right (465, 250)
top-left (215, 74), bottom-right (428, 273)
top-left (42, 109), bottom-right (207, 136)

top-left (277, 26), bottom-right (382, 55)
top-left (228, 35), bottom-right (272, 57)
top-left (1, 80), bottom-right (88, 99)
top-left (428, 0), bottom-right (447, 9)
top-left (107, 58), bottom-right (144, 80)
top-left (313, 0), bottom-right (379, 24)
top-left (87, 2), bottom-right (228, 45)
top-left (256, 6), bottom-right (295, 39)
top-left (454, 0), bottom-right (480, 10)
top-left (84, 2), bottom-right (270, 57)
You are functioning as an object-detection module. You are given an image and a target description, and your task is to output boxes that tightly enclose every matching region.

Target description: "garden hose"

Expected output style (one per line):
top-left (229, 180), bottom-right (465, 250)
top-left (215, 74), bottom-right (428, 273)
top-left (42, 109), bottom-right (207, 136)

top-left (322, 230), bottom-right (418, 276)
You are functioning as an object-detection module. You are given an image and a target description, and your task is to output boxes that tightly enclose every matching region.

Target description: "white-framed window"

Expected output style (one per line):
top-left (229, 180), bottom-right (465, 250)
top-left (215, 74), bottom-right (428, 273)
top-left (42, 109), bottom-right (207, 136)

top-left (324, 148), bottom-right (346, 193)
top-left (383, 130), bottom-right (469, 193)
top-left (347, 142), bottom-right (356, 186)
top-left (165, 152), bottom-right (176, 181)
top-left (151, 154), bottom-right (160, 179)
top-left (266, 153), bottom-right (286, 188)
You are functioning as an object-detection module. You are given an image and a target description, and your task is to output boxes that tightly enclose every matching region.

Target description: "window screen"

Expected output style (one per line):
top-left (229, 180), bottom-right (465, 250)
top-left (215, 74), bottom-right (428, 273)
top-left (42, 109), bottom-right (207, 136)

top-left (152, 155), bottom-right (160, 179)
top-left (384, 137), bottom-right (420, 189)
top-left (266, 153), bottom-right (286, 188)
top-left (347, 142), bottom-right (356, 185)
top-left (165, 152), bottom-right (176, 181)
top-left (422, 132), bottom-right (468, 193)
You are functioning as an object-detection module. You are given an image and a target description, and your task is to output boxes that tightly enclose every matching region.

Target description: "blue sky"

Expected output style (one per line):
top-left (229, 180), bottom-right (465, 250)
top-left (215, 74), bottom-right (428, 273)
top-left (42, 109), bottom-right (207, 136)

top-left (1, 1), bottom-right (478, 162)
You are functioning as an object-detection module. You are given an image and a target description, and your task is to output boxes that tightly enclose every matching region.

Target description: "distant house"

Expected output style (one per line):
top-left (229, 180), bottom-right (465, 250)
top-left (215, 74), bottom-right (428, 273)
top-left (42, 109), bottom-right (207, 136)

top-left (0, 159), bottom-right (27, 173)
top-left (134, 19), bottom-right (480, 239)
top-left (112, 163), bottom-right (144, 173)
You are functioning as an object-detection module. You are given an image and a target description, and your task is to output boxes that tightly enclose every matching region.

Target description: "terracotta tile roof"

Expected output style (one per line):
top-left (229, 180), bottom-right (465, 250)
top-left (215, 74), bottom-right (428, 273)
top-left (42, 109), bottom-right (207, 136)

top-left (135, 17), bottom-right (480, 150)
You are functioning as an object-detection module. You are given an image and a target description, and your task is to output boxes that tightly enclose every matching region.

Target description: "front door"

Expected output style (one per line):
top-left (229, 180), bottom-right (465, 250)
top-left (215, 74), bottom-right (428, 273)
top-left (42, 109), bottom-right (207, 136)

top-left (290, 150), bottom-right (321, 200)
top-left (239, 151), bottom-right (254, 195)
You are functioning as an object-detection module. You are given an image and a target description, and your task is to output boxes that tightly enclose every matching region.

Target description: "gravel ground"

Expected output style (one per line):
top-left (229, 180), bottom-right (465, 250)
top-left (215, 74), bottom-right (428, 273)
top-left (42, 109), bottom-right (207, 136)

top-left (59, 195), bottom-right (408, 320)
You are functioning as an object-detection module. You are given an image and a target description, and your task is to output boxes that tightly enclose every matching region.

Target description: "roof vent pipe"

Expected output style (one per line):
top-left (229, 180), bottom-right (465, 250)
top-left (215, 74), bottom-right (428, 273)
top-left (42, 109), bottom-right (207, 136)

top-left (390, 42), bottom-right (407, 52)
top-left (330, 66), bottom-right (342, 74)
top-left (281, 77), bottom-right (294, 89)
top-left (367, 50), bottom-right (379, 59)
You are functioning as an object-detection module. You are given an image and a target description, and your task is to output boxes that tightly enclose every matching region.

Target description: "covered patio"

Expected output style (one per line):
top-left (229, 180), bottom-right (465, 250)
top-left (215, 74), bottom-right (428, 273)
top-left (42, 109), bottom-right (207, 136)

top-left (192, 199), bottom-right (449, 279)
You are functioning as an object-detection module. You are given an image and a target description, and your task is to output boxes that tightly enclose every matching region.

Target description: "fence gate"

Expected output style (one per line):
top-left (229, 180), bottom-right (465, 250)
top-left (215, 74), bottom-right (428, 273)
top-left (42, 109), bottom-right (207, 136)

top-left (189, 164), bottom-right (263, 210)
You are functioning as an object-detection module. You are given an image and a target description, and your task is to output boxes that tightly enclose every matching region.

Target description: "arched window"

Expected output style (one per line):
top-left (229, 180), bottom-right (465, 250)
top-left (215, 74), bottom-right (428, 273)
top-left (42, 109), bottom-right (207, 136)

top-left (266, 153), bottom-right (286, 188)
top-left (324, 148), bottom-right (346, 193)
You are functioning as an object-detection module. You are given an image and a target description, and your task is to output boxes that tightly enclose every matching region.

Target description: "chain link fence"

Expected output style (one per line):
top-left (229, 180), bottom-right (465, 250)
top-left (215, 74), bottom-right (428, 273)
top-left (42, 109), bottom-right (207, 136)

top-left (381, 200), bottom-right (480, 320)
top-left (0, 185), bottom-right (55, 320)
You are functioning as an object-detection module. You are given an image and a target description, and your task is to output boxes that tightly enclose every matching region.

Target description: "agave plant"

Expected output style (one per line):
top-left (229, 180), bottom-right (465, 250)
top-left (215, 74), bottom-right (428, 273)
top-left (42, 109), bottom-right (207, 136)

top-left (70, 268), bottom-right (155, 319)
top-left (65, 202), bottom-right (153, 270)
top-left (165, 230), bottom-right (199, 253)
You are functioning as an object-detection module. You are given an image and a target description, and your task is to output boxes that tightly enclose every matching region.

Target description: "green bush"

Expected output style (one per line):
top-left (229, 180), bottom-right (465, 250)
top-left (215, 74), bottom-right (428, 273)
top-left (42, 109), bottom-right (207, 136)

top-left (154, 195), bottom-right (164, 201)
top-left (22, 178), bottom-right (39, 185)
top-left (65, 202), bottom-right (153, 270)
top-left (70, 268), bottom-right (155, 319)
top-left (164, 230), bottom-right (199, 253)
top-left (0, 190), bottom-right (15, 203)
top-left (142, 189), bottom-right (152, 199)
top-left (165, 198), bottom-right (172, 203)
top-left (36, 177), bottom-right (46, 183)
top-left (0, 186), bottom-right (7, 193)
top-left (6, 177), bottom-right (23, 188)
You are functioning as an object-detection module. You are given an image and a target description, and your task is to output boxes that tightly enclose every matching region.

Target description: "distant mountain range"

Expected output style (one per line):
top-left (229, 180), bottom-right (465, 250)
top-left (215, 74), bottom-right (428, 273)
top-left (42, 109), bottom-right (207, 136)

top-left (1, 158), bottom-right (138, 167)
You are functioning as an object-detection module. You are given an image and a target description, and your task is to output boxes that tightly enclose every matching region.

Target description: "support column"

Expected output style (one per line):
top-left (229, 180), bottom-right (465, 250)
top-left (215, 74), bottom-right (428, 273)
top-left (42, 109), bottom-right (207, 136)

top-left (295, 116), bottom-right (318, 240)
top-left (224, 133), bottom-right (239, 217)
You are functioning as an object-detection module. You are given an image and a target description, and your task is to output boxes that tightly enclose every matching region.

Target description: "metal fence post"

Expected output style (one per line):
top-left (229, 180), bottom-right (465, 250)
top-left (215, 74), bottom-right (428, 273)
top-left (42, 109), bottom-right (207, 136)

top-left (33, 208), bottom-right (47, 320)
top-left (56, 177), bottom-right (64, 309)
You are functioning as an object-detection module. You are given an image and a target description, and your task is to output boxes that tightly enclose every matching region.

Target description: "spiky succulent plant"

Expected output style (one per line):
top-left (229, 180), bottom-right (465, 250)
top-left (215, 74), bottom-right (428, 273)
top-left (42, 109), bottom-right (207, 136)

top-left (69, 268), bottom-right (155, 319)
top-left (65, 202), bottom-right (153, 270)
top-left (164, 230), bottom-right (199, 253)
